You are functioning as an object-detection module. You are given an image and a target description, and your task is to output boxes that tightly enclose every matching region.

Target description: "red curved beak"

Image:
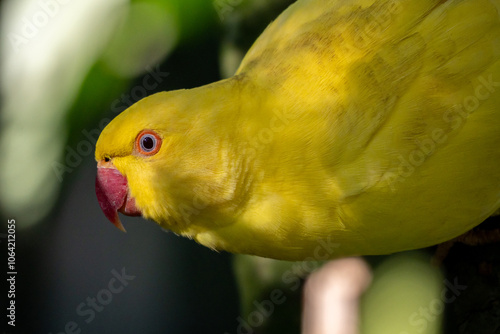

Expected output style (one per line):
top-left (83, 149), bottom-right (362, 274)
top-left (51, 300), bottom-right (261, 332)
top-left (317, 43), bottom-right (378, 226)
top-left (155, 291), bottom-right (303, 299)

top-left (95, 161), bottom-right (141, 232)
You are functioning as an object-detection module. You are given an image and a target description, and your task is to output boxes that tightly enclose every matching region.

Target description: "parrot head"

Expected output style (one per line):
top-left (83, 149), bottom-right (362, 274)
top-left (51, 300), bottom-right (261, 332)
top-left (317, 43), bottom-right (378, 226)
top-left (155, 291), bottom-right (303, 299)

top-left (95, 127), bottom-right (161, 232)
top-left (95, 90), bottom-right (192, 232)
top-left (94, 80), bottom-right (242, 234)
top-left (95, 94), bottom-right (167, 232)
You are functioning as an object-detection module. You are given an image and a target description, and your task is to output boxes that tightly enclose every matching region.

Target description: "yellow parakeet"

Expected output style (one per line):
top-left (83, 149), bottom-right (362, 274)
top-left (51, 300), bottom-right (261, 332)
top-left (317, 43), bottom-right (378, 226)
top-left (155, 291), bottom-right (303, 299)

top-left (95, 0), bottom-right (500, 260)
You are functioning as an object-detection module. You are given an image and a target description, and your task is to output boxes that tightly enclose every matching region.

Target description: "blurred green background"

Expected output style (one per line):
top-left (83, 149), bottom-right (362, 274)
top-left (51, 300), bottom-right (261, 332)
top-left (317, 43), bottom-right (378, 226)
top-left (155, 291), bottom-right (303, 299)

top-left (1, 1), bottom-right (495, 333)
top-left (0, 1), bottom-right (304, 333)
top-left (1, 1), bottom-right (243, 333)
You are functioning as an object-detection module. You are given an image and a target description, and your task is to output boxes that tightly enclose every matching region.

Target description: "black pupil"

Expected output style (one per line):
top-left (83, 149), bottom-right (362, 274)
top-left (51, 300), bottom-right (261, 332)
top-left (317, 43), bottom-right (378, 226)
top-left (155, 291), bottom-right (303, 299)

top-left (142, 135), bottom-right (155, 151)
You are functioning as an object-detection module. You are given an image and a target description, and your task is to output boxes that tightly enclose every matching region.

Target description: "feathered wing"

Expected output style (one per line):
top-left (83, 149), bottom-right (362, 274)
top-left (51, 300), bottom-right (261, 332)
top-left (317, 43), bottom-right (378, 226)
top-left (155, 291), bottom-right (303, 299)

top-left (335, 0), bottom-right (500, 252)
top-left (230, 0), bottom-right (500, 256)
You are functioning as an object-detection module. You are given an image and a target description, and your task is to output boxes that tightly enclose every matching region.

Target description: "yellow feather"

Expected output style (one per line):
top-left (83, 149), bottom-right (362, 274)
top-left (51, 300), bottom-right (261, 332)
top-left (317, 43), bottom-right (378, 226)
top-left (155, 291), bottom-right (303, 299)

top-left (96, 0), bottom-right (500, 260)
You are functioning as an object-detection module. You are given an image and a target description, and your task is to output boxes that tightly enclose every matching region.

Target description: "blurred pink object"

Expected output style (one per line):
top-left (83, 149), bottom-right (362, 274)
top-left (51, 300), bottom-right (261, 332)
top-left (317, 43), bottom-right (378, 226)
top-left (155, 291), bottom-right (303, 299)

top-left (302, 258), bottom-right (372, 334)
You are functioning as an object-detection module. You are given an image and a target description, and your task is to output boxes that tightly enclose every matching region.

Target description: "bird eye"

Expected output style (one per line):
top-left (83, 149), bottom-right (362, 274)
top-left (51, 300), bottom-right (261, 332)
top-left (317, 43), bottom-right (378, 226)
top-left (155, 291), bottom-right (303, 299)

top-left (135, 130), bottom-right (162, 156)
top-left (141, 135), bottom-right (155, 151)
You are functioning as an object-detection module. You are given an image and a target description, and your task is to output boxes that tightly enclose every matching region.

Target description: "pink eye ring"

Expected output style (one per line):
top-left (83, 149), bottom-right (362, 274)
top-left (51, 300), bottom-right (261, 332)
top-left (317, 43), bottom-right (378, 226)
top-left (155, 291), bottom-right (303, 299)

top-left (135, 130), bottom-right (162, 156)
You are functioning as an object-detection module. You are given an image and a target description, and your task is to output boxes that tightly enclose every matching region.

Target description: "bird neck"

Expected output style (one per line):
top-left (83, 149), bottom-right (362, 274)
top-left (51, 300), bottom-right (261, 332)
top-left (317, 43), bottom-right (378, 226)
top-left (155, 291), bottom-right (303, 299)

top-left (160, 75), bottom-right (261, 234)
